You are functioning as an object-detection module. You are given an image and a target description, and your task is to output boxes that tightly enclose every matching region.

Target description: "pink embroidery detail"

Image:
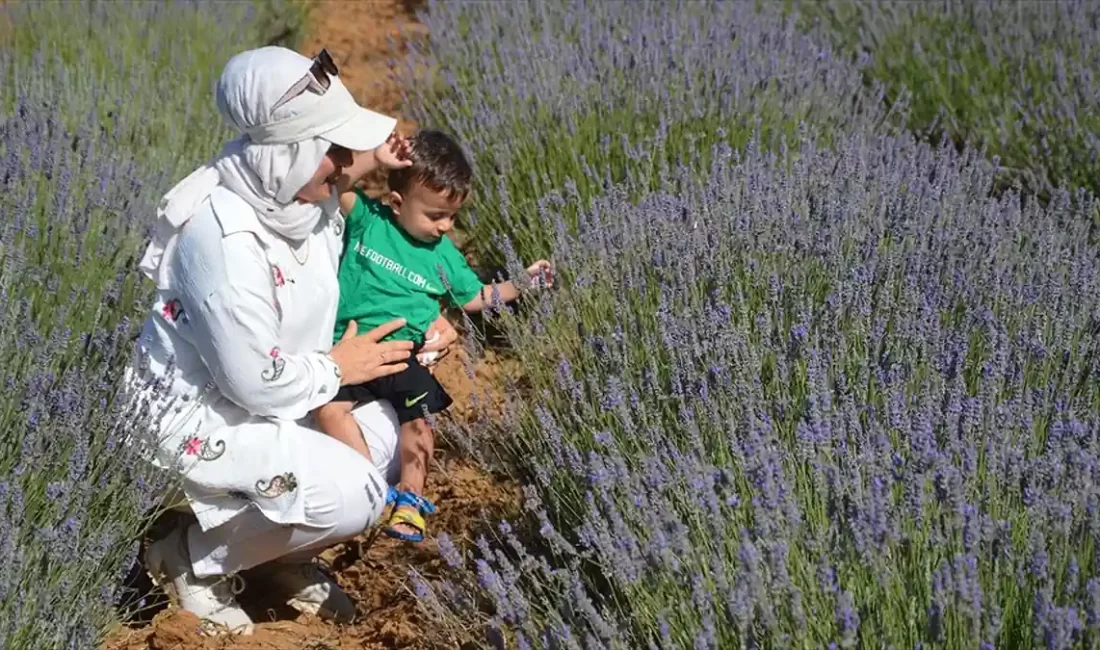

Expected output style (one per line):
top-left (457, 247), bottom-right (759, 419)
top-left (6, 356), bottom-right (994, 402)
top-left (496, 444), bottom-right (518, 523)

top-left (183, 437), bottom-right (203, 455)
top-left (273, 265), bottom-right (286, 287)
top-left (162, 299), bottom-right (183, 322)
top-left (269, 347), bottom-right (281, 359)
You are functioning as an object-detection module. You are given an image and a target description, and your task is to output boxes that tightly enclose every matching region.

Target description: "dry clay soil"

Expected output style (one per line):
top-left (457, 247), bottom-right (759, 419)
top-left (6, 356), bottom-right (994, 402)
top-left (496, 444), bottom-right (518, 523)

top-left (104, 3), bottom-right (521, 649)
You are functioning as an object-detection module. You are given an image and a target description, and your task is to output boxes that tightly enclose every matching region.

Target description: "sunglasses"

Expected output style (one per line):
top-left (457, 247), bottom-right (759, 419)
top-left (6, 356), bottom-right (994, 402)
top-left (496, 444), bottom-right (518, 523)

top-left (271, 48), bottom-right (339, 113)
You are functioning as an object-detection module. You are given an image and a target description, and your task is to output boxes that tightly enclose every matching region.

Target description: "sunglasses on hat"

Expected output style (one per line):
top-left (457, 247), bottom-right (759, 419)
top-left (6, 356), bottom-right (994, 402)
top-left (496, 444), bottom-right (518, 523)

top-left (271, 48), bottom-right (339, 113)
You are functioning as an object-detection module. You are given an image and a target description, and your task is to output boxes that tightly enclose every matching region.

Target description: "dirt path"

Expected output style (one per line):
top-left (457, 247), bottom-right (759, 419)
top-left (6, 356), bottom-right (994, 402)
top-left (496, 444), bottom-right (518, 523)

top-left (302, 0), bottom-right (424, 118)
top-left (103, 4), bottom-right (522, 648)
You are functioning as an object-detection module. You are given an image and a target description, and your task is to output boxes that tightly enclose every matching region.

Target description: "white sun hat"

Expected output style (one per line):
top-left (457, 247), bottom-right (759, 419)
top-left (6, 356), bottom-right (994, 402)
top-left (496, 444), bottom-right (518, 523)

top-left (216, 46), bottom-right (397, 152)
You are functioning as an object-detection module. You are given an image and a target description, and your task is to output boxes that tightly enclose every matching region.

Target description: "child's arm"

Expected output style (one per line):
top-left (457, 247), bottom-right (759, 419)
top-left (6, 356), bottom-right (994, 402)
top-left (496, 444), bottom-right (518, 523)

top-left (462, 281), bottom-right (520, 313)
top-left (338, 190), bottom-right (359, 217)
top-left (336, 132), bottom-right (413, 215)
top-left (461, 260), bottom-right (553, 313)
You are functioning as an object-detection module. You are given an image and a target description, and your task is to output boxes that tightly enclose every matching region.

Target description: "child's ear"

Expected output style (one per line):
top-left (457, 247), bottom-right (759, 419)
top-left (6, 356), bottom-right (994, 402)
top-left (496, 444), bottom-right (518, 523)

top-left (386, 190), bottom-right (404, 214)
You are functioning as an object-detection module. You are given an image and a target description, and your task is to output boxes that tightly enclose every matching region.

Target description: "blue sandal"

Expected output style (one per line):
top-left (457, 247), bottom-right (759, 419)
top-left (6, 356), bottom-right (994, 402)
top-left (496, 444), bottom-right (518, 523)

top-left (383, 487), bottom-right (437, 543)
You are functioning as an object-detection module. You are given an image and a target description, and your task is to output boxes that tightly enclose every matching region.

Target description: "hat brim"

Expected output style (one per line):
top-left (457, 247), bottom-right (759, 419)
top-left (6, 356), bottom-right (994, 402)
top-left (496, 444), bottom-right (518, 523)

top-left (320, 107), bottom-right (398, 152)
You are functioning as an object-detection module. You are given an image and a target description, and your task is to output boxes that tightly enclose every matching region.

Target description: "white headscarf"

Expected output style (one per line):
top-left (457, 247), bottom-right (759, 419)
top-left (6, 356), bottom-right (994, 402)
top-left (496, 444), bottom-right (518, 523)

top-left (138, 46), bottom-right (397, 290)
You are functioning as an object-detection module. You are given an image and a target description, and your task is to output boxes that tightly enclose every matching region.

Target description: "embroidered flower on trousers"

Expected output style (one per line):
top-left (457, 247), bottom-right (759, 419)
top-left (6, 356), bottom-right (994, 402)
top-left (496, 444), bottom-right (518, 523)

top-left (256, 472), bottom-right (298, 498)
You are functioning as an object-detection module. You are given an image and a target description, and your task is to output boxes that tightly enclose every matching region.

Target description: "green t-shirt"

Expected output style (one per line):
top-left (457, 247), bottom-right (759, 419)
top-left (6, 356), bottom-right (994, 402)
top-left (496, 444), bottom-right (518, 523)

top-left (333, 190), bottom-right (483, 344)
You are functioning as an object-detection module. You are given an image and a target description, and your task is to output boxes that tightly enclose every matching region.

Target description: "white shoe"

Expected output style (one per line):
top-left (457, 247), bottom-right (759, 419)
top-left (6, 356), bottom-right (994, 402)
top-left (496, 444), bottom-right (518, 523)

top-left (252, 560), bottom-right (357, 623)
top-left (144, 523), bottom-right (254, 636)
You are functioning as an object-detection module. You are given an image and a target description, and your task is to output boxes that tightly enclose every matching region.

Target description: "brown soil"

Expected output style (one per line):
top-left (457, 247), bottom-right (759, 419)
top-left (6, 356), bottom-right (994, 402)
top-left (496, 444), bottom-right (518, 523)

top-left (299, 0), bottom-right (426, 123)
top-left (103, 4), bottom-right (524, 649)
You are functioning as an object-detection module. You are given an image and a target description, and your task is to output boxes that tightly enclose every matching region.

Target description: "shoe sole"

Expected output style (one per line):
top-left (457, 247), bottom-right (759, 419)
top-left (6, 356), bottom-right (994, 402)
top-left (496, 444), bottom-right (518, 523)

top-left (287, 596), bottom-right (355, 623)
top-left (278, 573), bottom-right (357, 624)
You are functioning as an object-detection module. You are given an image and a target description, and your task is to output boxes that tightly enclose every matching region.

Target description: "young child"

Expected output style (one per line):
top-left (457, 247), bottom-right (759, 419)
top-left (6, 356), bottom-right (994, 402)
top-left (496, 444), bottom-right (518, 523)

top-left (315, 129), bottom-right (552, 543)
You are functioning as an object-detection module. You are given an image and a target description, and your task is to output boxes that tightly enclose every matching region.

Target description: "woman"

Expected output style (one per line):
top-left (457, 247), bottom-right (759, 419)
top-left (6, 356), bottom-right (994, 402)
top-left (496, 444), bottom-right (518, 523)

top-left (124, 46), bottom-right (456, 635)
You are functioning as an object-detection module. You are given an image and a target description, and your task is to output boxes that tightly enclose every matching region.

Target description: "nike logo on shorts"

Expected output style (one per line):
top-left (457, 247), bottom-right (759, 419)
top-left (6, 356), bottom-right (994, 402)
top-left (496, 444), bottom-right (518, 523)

top-left (405, 392), bottom-right (429, 408)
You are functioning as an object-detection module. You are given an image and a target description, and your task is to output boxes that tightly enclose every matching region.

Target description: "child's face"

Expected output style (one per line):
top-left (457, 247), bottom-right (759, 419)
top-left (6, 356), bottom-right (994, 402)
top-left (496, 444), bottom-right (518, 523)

top-left (388, 182), bottom-right (466, 243)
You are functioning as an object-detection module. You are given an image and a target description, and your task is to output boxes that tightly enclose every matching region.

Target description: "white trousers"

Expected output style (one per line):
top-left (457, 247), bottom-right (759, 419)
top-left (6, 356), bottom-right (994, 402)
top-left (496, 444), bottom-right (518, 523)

top-left (185, 402), bottom-right (401, 578)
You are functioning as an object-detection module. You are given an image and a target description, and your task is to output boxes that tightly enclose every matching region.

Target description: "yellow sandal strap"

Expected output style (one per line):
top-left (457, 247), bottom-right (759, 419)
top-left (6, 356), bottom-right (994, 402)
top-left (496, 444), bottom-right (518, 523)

top-left (389, 508), bottom-right (426, 533)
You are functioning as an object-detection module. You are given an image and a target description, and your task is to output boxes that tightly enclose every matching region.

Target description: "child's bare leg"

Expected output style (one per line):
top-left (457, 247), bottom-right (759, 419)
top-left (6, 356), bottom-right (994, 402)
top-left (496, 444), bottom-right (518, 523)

top-left (393, 417), bottom-right (435, 536)
top-left (314, 400), bottom-right (374, 461)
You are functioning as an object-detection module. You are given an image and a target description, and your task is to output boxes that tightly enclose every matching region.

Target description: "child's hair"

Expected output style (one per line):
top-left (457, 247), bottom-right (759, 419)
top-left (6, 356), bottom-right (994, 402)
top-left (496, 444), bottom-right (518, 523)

top-left (387, 129), bottom-right (473, 202)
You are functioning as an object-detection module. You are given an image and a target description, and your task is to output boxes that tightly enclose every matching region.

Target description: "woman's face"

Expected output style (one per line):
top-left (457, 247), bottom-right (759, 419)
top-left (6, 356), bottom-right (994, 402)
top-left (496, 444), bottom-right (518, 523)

top-left (295, 145), bottom-right (353, 204)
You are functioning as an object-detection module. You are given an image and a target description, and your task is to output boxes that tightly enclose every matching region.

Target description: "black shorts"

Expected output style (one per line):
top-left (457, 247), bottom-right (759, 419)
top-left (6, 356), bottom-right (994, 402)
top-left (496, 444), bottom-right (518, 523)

top-left (333, 351), bottom-right (452, 425)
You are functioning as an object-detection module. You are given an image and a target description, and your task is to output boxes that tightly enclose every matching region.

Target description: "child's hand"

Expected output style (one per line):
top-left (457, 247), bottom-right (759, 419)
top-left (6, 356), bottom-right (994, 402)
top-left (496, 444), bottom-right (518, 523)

top-left (417, 331), bottom-right (442, 367)
top-left (526, 259), bottom-right (554, 289)
top-left (336, 137), bottom-right (408, 191)
top-left (374, 132), bottom-right (413, 170)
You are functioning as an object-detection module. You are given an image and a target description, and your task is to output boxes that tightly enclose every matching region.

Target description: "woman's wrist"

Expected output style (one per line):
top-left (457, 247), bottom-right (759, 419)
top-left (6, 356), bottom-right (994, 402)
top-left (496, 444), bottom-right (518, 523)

top-left (321, 351), bottom-right (346, 386)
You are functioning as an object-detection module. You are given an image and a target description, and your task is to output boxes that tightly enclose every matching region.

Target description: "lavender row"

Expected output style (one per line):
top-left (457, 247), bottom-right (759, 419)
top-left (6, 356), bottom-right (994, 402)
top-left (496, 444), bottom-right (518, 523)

top-left (398, 0), bottom-right (896, 268)
top-left (418, 123), bottom-right (1100, 648)
top-left (0, 1), bottom-right (285, 645)
top-left (805, 0), bottom-right (1100, 199)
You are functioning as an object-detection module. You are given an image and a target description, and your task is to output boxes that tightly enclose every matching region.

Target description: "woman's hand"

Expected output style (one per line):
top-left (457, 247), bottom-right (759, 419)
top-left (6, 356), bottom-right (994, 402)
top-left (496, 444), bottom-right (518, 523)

top-left (329, 319), bottom-right (414, 386)
top-left (417, 315), bottom-right (458, 366)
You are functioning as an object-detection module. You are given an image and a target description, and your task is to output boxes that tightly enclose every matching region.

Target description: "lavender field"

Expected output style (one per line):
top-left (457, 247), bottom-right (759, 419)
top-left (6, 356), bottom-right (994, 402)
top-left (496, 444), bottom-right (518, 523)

top-left (4, 0), bottom-right (1100, 647)
top-left (401, 1), bottom-right (1100, 648)
top-left (0, 0), bottom-right (305, 646)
